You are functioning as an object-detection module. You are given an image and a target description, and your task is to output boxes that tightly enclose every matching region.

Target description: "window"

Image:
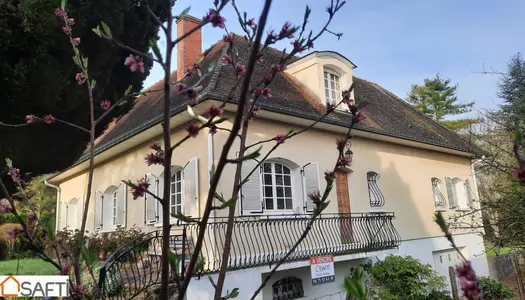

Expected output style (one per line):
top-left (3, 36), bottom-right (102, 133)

top-left (324, 70), bottom-right (341, 105)
top-left (431, 178), bottom-right (446, 210)
top-left (464, 179), bottom-right (476, 208)
top-left (112, 191), bottom-right (118, 226)
top-left (272, 277), bottom-right (304, 300)
top-left (170, 169), bottom-right (183, 215)
top-left (262, 162), bottom-right (293, 211)
top-left (445, 177), bottom-right (469, 209)
top-left (367, 171), bottom-right (385, 207)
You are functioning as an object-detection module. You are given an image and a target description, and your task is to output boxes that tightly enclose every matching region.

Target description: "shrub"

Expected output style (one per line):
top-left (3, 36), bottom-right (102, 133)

top-left (367, 255), bottom-right (447, 300)
top-left (0, 223), bottom-right (24, 260)
top-left (479, 277), bottom-right (514, 300)
top-left (88, 226), bottom-right (145, 260)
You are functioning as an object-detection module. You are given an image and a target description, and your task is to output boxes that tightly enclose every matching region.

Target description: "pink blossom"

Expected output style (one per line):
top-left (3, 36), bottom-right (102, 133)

top-left (175, 83), bottom-right (187, 93)
top-left (274, 134), bottom-right (286, 144)
top-left (124, 54), bottom-right (145, 73)
top-left (4, 227), bottom-right (18, 240)
top-left (0, 200), bottom-right (12, 214)
top-left (62, 26), bottom-right (72, 35)
top-left (263, 75), bottom-right (271, 84)
top-left (246, 18), bottom-right (256, 27)
top-left (100, 100), bottom-right (111, 111)
top-left (71, 37), bottom-right (80, 46)
top-left (185, 67), bottom-right (195, 77)
top-left (72, 285), bottom-right (88, 298)
top-left (279, 22), bottom-right (295, 39)
top-left (25, 114), bottom-right (38, 124)
top-left (7, 166), bottom-right (21, 184)
top-left (54, 8), bottom-right (64, 16)
top-left (336, 139), bottom-right (347, 151)
top-left (291, 40), bottom-right (313, 53)
top-left (144, 152), bottom-right (163, 166)
top-left (43, 115), bottom-right (56, 124)
top-left (67, 18), bottom-right (75, 25)
top-left (324, 171), bottom-right (336, 181)
top-left (132, 178), bottom-right (150, 200)
top-left (55, 264), bottom-right (70, 275)
top-left (271, 64), bottom-right (285, 72)
top-left (456, 261), bottom-right (483, 299)
top-left (255, 87), bottom-right (272, 98)
top-left (203, 9), bottom-right (226, 29)
top-left (326, 102), bottom-right (335, 113)
top-left (186, 123), bottom-right (200, 137)
top-left (223, 34), bottom-right (234, 43)
top-left (308, 190), bottom-right (321, 204)
top-left (267, 29), bottom-right (277, 41)
top-left (513, 168), bottom-right (525, 185)
top-left (75, 73), bottom-right (86, 85)
top-left (222, 54), bottom-right (232, 65)
top-left (208, 106), bottom-right (223, 118)
top-left (149, 140), bottom-right (162, 152)
top-left (352, 111), bottom-right (366, 123)
top-left (235, 62), bottom-right (246, 73)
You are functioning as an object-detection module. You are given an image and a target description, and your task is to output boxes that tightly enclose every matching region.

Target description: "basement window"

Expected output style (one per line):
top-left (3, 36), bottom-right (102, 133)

top-left (272, 277), bottom-right (304, 300)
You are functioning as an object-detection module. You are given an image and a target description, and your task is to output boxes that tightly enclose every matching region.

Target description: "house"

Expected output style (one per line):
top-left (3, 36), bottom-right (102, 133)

top-left (0, 275), bottom-right (21, 297)
top-left (47, 15), bottom-right (489, 299)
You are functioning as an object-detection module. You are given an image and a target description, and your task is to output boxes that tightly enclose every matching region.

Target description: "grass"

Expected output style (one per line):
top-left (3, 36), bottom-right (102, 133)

top-left (0, 258), bottom-right (57, 275)
top-left (485, 242), bottom-right (513, 257)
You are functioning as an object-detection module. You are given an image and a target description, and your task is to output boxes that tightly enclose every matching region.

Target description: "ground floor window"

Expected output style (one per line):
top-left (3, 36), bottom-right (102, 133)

top-left (272, 276), bottom-right (304, 300)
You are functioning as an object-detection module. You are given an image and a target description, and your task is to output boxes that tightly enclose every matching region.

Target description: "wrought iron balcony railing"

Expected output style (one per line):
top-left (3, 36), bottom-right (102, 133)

top-left (98, 213), bottom-right (401, 299)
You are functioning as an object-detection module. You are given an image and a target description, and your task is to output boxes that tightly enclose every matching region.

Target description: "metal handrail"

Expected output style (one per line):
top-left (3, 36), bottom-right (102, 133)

top-left (98, 213), bottom-right (401, 299)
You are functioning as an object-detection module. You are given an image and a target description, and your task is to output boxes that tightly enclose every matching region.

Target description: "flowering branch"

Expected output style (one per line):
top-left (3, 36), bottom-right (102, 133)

top-left (0, 116), bottom-right (89, 134)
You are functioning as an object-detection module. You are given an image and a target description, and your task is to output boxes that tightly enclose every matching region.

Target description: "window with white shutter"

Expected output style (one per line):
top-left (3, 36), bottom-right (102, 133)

top-left (302, 162), bottom-right (320, 212)
top-left (446, 177), bottom-right (468, 209)
top-left (169, 170), bottom-right (184, 217)
top-left (445, 177), bottom-right (458, 208)
top-left (183, 158), bottom-right (199, 218)
top-left (94, 191), bottom-right (103, 231)
top-left (116, 183), bottom-right (127, 227)
top-left (241, 159), bottom-right (263, 214)
top-left (60, 201), bottom-right (68, 230)
top-left (67, 198), bottom-right (79, 230)
top-left (431, 178), bottom-right (446, 210)
top-left (262, 162), bottom-right (294, 211)
top-left (464, 179), bottom-right (476, 209)
top-left (145, 174), bottom-right (159, 224)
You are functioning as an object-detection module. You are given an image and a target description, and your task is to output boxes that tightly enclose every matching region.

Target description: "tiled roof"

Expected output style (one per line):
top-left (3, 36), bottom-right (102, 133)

top-left (78, 36), bottom-right (480, 164)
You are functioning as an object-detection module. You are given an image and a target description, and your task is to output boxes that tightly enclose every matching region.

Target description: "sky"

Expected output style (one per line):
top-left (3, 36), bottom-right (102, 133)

top-left (143, 0), bottom-right (525, 116)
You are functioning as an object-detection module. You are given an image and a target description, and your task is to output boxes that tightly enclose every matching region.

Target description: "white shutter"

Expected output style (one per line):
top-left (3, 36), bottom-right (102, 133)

top-left (445, 177), bottom-right (457, 208)
top-left (116, 183), bottom-right (127, 227)
top-left (241, 159), bottom-right (263, 214)
top-left (145, 174), bottom-right (159, 224)
top-left (184, 158), bottom-right (199, 217)
top-left (77, 196), bottom-right (83, 230)
top-left (94, 192), bottom-right (103, 230)
top-left (60, 202), bottom-right (68, 229)
top-left (465, 179), bottom-right (475, 208)
top-left (302, 162), bottom-right (320, 212)
top-left (158, 178), bottom-right (164, 224)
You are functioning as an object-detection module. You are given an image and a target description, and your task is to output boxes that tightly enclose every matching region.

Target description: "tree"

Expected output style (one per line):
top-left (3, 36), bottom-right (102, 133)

top-left (499, 53), bottom-right (525, 129)
top-left (0, 0), bottom-right (169, 185)
top-left (406, 73), bottom-right (475, 131)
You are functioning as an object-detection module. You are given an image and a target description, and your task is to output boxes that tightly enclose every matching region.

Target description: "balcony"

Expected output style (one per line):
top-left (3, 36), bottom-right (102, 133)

top-left (98, 213), bottom-right (401, 299)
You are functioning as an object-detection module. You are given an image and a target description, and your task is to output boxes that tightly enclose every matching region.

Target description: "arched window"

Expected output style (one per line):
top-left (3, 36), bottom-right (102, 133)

top-left (445, 177), bottom-right (469, 209)
top-left (262, 162), bottom-right (293, 211)
top-left (272, 277), bottom-right (304, 300)
top-left (170, 168), bottom-right (184, 215)
top-left (324, 69), bottom-right (341, 105)
top-left (367, 171), bottom-right (385, 207)
top-left (96, 183), bottom-right (127, 231)
top-left (431, 178), bottom-right (446, 210)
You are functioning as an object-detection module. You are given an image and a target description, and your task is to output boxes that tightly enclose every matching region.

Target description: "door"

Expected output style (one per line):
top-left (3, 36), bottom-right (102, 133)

top-left (336, 170), bottom-right (353, 244)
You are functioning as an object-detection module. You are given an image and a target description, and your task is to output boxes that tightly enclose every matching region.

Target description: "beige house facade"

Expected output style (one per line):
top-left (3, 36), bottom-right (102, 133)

top-left (48, 16), bottom-right (488, 300)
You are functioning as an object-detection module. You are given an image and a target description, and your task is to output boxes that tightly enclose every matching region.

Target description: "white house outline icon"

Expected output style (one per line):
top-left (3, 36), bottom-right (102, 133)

top-left (0, 275), bottom-right (21, 297)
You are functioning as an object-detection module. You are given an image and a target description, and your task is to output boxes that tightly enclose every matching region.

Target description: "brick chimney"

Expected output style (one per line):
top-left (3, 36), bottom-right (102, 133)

top-left (176, 15), bottom-right (202, 80)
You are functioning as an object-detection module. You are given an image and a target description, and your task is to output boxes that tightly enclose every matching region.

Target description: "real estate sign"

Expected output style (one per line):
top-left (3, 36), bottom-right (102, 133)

top-left (310, 255), bottom-right (335, 285)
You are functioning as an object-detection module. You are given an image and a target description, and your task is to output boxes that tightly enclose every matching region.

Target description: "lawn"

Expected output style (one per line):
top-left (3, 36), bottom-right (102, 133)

top-left (485, 242), bottom-right (512, 257)
top-left (0, 258), bottom-right (57, 275)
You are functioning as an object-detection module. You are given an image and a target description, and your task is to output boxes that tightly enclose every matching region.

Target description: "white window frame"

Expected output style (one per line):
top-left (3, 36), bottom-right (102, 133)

top-left (112, 191), bottom-right (118, 226)
top-left (261, 162), bottom-right (294, 212)
top-left (324, 69), bottom-right (341, 106)
top-left (431, 178), bottom-right (447, 211)
top-left (452, 177), bottom-right (469, 210)
top-left (170, 169), bottom-right (184, 216)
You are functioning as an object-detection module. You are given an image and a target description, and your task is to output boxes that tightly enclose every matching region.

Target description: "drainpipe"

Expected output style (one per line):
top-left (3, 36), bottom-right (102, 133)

top-left (43, 176), bottom-right (60, 234)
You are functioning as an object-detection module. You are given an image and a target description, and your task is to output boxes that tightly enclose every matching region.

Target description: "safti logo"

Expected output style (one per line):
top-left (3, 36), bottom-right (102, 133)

top-left (0, 275), bottom-right (69, 297)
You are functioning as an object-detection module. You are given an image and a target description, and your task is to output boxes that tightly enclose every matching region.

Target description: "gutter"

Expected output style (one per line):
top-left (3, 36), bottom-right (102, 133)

top-left (43, 176), bottom-right (60, 233)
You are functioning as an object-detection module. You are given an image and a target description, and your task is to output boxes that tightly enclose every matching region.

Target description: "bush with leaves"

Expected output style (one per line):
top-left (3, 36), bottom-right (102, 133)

top-left (366, 255), bottom-right (447, 300)
top-left (479, 277), bottom-right (514, 300)
top-left (87, 226), bottom-right (144, 260)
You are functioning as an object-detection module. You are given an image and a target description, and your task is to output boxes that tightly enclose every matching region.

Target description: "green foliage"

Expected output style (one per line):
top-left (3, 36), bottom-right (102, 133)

top-left (406, 73), bottom-right (474, 131)
top-left (14, 175), bottom-right (57, 215)
top-left (87, 226), bottom-right (144, 258)
top-left (479, 277), bottom-right (514, 300)
top-left (0, 0), bottom-right (170, 187)
top-left (499, 53), bottom-right (525, 128)
top-left (344, 266), bottom-right (371, 300)
top-left (367, 255), bottom-right (447, 300)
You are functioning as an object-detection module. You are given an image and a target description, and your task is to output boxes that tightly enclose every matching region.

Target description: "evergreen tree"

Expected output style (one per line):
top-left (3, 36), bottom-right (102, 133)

top-left (499, 52), bottom-right (525, 128)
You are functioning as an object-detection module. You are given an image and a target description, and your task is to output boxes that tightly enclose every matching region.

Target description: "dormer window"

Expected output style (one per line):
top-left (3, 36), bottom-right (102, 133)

top-left (324, 70), bottom-right (341, 105)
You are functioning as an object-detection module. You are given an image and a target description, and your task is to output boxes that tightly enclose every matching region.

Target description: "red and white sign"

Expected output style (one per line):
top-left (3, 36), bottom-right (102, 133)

top-left (310, 255), bottom-right (335, 285)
